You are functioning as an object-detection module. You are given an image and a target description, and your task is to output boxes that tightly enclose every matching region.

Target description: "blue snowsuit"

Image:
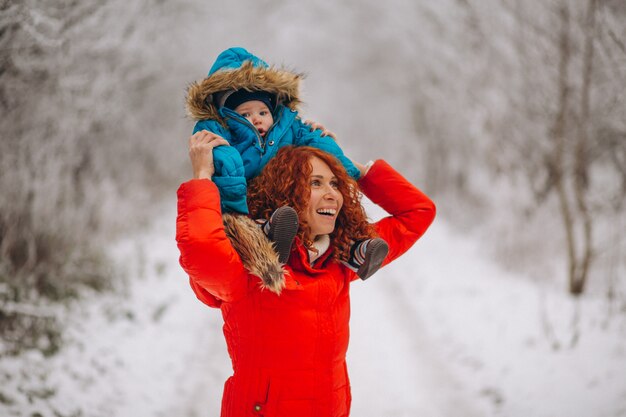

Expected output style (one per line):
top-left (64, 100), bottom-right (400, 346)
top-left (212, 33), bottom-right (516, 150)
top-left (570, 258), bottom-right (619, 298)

top-left (186, 47), bottom-right (360, 214)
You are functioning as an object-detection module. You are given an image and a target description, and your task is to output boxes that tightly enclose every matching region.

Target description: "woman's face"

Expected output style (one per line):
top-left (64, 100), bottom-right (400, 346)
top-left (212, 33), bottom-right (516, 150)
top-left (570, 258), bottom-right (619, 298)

top-left (302, 156), bottom-right (344, 240)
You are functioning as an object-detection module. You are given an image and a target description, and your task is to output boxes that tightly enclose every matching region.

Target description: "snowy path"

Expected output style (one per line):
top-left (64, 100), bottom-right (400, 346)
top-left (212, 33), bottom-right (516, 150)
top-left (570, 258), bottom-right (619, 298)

top-left (349, 262), bottom-right (484, 417)
top-left (122, 206), bottom-right (626, 417)
top-left (5, 205), bottom-right (624, 417)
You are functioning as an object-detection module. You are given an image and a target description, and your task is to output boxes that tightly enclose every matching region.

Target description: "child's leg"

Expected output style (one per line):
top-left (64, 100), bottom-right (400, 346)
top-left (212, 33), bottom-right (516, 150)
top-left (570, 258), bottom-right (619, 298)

top-left (262, 206), bottom-right (299, 264)
top-left (345, 238), bottom-right (389, 280)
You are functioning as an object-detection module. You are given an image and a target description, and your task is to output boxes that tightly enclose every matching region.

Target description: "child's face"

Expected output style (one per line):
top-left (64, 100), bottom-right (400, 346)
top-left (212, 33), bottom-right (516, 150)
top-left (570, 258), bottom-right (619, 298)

top-left (234, 100), bottom-right (273, 137)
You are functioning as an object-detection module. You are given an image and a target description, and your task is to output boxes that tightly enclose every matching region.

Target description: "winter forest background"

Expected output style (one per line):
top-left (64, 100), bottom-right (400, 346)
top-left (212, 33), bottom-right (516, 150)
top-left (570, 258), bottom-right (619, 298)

top-left (1, 0), bottom-right (625, 416)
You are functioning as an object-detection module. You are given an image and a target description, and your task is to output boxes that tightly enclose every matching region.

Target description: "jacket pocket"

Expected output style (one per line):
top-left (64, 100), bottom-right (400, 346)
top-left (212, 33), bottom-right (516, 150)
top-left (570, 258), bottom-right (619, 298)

top-left (262, 377), bottom-right (315, 417)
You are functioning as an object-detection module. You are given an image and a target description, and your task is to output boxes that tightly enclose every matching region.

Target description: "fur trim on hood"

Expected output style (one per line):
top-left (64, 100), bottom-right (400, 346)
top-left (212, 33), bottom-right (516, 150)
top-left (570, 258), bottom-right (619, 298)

top-left (186, 52), bottom-right (304, 122)
top-left (222, 213), bottom-right (286, 295)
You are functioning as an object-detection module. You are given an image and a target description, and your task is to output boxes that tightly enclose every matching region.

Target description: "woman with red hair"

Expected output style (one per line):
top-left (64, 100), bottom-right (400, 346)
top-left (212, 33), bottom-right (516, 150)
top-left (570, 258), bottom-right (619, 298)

top-left (176, 133), bottom-right (436, 417)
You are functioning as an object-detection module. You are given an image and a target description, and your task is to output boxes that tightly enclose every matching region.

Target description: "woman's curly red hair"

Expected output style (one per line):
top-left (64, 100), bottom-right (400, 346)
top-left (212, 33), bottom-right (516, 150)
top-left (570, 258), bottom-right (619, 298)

top-left (248, 146), bottom-right (376, 261)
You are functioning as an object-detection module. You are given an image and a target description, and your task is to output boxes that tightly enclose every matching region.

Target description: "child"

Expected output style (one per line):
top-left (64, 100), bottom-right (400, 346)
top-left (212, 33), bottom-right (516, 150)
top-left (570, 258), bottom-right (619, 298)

top-left (185, 47), bottom-right (388, 289)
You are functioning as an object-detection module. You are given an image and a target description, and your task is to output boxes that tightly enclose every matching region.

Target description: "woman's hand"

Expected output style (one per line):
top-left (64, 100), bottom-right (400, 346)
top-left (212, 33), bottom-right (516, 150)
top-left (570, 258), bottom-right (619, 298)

top-left (347, 157), bottom-right (372, 178)
top-left (352, 160), bottom-right (368, 177)
top-left (304, 119), bottom-right (337, 141)
top-left (188, 130), bottom-right (230, 179)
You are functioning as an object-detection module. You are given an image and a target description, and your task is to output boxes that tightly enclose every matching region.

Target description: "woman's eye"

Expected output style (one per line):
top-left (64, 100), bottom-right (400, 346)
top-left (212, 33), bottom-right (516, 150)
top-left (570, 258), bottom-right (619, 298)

top-left (310, 180), bottom-right (321, 187)
top-left (330, 181), bottom-right (339, 189)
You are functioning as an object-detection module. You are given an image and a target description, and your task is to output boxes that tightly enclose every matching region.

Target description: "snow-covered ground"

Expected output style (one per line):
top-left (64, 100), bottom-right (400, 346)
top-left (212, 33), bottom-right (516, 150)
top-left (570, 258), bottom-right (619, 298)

top-left (2, 203), bottom-right (625, 417)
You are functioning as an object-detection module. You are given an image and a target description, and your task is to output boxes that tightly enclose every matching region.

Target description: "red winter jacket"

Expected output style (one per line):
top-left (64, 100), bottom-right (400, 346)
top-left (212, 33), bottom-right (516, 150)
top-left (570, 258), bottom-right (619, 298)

top-left (176, 160), bottom-right (435, 417)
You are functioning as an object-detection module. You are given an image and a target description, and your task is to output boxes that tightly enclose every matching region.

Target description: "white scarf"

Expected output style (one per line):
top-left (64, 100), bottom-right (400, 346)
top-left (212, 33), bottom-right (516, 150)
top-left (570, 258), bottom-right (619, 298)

top-left (308, 235), bottom-right (330, 265)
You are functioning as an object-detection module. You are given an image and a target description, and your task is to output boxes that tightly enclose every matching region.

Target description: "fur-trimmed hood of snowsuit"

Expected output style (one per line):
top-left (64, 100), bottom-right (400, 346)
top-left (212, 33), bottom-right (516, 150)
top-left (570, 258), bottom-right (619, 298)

top-left (184, 48), bottom-right (361, 292)
top-left (185, 47), bottom-right (360, 215)
top-left (186, 47), bottom-right (304, 124)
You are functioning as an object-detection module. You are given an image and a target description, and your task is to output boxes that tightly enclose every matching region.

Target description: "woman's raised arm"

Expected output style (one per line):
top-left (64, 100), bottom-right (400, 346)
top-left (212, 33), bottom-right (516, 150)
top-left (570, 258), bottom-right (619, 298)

top-left (176, 132), bottom-right (248, 306)
top-left (358, 160), bottom-right (436, 268)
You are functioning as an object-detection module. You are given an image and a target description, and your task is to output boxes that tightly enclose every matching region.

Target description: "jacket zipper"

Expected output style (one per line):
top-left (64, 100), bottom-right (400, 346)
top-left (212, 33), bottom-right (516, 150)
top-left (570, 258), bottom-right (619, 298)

top-left (224, 114), bottom-right (265, 150)
top-left (263, 108), bottom-right (282, 144)
top-left (223, 107), bottom-right (282, 153)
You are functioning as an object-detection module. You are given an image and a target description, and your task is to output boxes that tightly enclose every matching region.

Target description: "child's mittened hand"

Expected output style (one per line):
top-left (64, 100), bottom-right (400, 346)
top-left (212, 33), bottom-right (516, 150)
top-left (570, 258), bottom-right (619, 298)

top-left (304, 119), bottom-right (337, 141)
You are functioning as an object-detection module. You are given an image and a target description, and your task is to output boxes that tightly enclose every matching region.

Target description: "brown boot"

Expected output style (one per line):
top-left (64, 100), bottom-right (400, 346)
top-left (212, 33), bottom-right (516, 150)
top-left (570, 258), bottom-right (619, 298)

top-left (347, 238), bottom-right (389, 280)
top-left (264, 206), bottom-right (299, 264)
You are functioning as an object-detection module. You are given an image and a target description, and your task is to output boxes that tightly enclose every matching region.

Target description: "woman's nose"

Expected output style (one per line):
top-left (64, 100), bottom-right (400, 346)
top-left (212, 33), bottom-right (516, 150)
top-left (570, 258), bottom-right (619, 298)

top-left (323, 186), bottom-right (339, 199)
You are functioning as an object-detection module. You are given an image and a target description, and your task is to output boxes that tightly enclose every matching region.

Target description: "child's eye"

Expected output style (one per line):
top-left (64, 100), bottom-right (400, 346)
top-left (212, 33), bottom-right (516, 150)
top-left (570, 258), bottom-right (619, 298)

top-left (260, 111), bottom-right (268, 116)
top-left (240, 112), bottom-right (250, 118)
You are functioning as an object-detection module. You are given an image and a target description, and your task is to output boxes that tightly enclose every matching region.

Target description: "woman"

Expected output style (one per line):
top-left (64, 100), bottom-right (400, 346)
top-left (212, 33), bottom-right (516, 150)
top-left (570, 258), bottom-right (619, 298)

top-left (176, 131), bottom-right (436, 416)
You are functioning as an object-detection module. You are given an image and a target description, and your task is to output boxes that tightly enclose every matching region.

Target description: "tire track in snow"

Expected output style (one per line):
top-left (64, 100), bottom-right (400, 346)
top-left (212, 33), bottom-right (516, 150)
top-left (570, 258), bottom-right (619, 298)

top-left (348, 258), bottom-right (483, 417)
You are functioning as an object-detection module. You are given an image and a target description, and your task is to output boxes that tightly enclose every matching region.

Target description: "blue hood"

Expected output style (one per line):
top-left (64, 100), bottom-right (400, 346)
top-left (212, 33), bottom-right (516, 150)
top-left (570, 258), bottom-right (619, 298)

top-left (208, 47), bottom-right (269, 76)
top-left (186, 47), bottom-right (303, 122)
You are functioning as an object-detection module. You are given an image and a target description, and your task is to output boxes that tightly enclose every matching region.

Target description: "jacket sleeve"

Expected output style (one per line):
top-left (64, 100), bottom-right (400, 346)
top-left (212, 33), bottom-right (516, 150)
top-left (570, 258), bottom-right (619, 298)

top-left (292, 119), bottom-right (361, 180)
top-left (356, 160), bottom-right (436, 277)
top-left (176, 179), bottom-right (249, 306)
top-left (193, 120), bottom-right (249, 214)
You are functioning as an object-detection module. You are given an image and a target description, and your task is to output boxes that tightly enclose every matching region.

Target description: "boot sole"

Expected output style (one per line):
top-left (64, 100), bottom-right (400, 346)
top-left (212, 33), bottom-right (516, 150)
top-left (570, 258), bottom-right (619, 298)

top-left (357, 238), bottom-right (389, 280)
top-left (269, 207), bottom-right (299, 264)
